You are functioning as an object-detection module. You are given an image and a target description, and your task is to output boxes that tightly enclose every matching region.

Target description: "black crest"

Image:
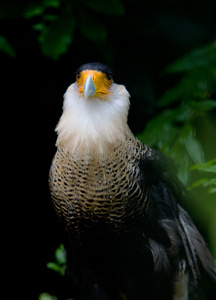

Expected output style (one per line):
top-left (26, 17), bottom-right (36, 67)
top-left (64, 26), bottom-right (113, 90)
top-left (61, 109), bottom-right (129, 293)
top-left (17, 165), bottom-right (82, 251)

top-left (76, 62), bottom-right (125, 85)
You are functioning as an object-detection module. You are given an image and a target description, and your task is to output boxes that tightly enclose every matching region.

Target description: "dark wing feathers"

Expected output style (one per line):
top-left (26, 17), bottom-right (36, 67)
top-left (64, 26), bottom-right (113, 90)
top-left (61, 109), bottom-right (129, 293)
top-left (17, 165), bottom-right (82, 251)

top-left (178, 205), bottom-right (216, 281)
top-left (149, 238), bottom-right (171, 274)
top-left (140, 149), bottom-right (216, 281)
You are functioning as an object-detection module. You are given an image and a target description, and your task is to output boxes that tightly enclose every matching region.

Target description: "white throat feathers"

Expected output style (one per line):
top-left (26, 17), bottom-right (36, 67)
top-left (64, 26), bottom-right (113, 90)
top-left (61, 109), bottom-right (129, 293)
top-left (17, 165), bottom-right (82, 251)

top-left (56, 82), bottom-right (131, 154)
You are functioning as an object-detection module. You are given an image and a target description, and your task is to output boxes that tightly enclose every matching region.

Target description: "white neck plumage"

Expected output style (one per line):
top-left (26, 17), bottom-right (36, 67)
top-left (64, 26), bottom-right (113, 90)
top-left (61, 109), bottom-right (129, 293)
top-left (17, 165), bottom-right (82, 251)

top-left (55, 82), bottom-right (131, 154)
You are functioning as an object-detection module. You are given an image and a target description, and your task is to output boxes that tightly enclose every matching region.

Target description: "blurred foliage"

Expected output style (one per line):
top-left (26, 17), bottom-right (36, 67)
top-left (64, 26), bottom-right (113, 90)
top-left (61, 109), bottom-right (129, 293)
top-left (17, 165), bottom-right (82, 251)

top-left (0, 35), bottom-right (16, 57)
top-left (138, 42), bottom-right (216, 186)
top-left (39, 292), bottom-right (74, 300)
top-left (138, 41), bottom-right (216, 257)
top-left (39, 245), bottom-right (68, 300)
top-left (46, 243), bottom-right (66, 276)
top-left (39, 293), bottom-right (59, 300)
top-left (0, 0), bottom-right (125, 60)
top-left (189, 159), bottom-right (216, 193)
top-left (22, 0), bottom-right (125, 59)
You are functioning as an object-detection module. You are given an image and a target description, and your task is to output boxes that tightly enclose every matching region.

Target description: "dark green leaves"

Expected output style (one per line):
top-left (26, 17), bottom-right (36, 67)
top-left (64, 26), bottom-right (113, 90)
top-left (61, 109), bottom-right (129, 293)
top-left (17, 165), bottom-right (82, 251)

top-left (41, 245), bottom-right (74, 299)
top-left (179, 124), bottom-right (205, 165)
top-left (0, 36), bottom-right (16, 57)
top-left (157, 71), bottom-right (215, 108)
top-left (138, 42), bottom-right (216, 187)
top-left (24, 0), bottom-right (60, 19)
top-left (165, 43), bottom-right (216, 73)
top-left (39, 293), bottom-right (58, 300)
top-left (23, 0), bottom-right (125, 60)
top-left (138, 42), bottom-right (216, 257)
top-left (38, 17), bottom-right (76, 60)
top-left (189, 178), bottom-right (216, 194)
top-left (24, 1), bottom-right (74, 59)
top-left (190, 100), bottom-right (216, 115)
top-left (158, 42), bottom-right (216, 109)
top-left (189, 160), bottom-right (216, 193)
top-left (191, 159), bottom-right (216, 173)
top-left (39, 293), bottom-right (74, 300)
top-left (46, 244), bottom-right (66, 276)
top-left (138, 116), bottom-right (205, 185)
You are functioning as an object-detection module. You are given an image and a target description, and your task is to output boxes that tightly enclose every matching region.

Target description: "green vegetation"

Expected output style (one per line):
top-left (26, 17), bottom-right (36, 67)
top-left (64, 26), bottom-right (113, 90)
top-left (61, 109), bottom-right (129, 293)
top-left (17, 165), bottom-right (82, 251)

top-left (46, 244), bottom-right (66, 276)
top-left (138, 42), bottom-right (216, 259)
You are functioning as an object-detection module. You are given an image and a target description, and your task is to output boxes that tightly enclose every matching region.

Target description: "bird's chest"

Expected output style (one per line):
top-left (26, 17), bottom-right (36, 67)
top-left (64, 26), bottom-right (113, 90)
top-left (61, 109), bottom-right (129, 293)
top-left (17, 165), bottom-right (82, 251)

top-left (50, 146), bottom-right (147, 231)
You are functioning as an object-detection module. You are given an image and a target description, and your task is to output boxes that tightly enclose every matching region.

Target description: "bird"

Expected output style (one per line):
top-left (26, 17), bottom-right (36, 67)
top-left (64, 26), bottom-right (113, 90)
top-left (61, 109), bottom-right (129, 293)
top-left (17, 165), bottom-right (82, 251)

top-left (49, 62), bottom-right (216, 300)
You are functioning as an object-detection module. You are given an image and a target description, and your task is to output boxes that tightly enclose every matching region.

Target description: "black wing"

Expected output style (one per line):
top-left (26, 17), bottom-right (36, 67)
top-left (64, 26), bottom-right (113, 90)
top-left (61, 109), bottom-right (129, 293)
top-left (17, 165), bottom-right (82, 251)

top-left (139, 148), bottom-right (216, 282)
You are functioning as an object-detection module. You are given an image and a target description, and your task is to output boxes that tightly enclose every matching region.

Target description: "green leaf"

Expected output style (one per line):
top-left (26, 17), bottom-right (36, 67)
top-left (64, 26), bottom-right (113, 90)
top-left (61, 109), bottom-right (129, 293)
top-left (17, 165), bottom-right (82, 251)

top-left (208, 187), bottom-right (216, 193)
top-left (24, 4), bottom-right (45, 18)
top-left (157, 78), bottom-right (187, 107)
top-left (38, 293), bottom-right (58, 300)
top-left (46, 262), bottom-right (61, 273)
top-left (24, 0), bottom-right (60, 18)
top-left (43, 14), bottom-right (59, 21)
top-left (55, 244), bottom-right (66, 265)
top-left (38, 16), bottom-right (76, 59)
top-left (46, 244), bottom-right (66, 276)
top-left (190, 100), bottom-right (216, 114)
top-left (158, 69), bottom-right (214, 108)
top-left (0, 36), bottom-right (16, 57)
top-left (171, 146), bottom-right (190, 185)
top-left (188, 178), bottom-right (216, 194)
top-left (190, 159), bottom-right (216, 173)
top-left (137, 109), bottom-right (178, 149)
top-left (189, 178), bottom-right (216, 188)
top-left (81, 0), bottom-right (125, 15)
top-left (33, 23), bottom-right (47, 31)
top-left (165, 42), bottom-right (216, 74)
top-left (137, 104), bottom-right (192, 151)
top-left (179, 124), bottom-right (205, 165)
top-left (47, 261), bottom-right (66, 276)
top-left (43, 0), bottom-right (60, 8)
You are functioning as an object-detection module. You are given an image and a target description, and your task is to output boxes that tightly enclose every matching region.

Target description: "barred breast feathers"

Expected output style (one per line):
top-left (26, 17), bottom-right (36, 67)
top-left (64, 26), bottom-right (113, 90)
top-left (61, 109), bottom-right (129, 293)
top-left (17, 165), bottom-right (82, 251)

top-left (51, 79), bottom-right (152, 227)
top-left (49, 136), bottom-right (150, 230)
top-left (55, 82), bottom-right (131, 154)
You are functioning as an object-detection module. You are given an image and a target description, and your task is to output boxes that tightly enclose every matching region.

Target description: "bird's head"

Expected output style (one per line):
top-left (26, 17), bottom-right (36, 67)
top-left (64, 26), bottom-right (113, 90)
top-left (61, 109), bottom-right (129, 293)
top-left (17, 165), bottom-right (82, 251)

top-left (75, 62), bottom-right (125, 101)
top-left (56, 63), bottom-right (131, 152)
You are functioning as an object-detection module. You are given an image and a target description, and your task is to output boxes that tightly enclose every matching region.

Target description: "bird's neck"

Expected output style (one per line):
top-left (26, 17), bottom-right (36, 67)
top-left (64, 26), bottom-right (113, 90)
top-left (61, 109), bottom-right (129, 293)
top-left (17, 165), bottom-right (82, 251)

top-left (55, 83), bottom-right (131, 155)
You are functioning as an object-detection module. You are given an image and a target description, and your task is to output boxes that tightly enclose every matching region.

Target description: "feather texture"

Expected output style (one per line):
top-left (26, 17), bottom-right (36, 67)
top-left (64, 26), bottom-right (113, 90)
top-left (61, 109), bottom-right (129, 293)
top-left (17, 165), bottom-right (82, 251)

top-left (177, 205), bottom-right (216, 281)
top-left (49, 66), bottom-right (215, 299)
top-left (56, 82), bottom-right (130, 153)
top-left (49, 133), bottom-right (151, 233)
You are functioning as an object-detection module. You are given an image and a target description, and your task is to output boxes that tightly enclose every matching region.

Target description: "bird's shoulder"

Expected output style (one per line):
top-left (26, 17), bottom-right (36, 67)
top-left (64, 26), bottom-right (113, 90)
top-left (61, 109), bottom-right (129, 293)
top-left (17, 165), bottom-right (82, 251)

top-left (134, 138), bottom-right (186, 204)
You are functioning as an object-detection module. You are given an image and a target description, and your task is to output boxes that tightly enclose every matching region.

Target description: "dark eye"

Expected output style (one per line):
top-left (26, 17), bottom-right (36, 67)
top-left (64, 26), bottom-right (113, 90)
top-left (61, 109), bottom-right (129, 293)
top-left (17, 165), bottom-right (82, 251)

top-left (76, 73), bottom-right (81, 80)
top-left (107, 74), bottom-right (113, 81)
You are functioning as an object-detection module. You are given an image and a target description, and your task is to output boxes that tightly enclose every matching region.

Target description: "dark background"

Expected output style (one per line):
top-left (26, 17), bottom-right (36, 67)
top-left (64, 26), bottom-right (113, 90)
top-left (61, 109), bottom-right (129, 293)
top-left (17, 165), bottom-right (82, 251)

top-left (1, 0), bottom-right (216, 299)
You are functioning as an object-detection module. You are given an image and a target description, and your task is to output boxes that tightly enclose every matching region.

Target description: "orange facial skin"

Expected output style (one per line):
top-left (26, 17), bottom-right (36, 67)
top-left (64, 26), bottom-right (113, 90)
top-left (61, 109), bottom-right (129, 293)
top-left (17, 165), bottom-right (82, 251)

top-left (76, 70), bottom-right (113, 100)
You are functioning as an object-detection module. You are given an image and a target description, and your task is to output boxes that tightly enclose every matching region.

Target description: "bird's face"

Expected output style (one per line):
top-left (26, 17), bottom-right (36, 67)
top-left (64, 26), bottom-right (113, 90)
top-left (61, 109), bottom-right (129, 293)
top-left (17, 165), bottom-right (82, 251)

top-left (56, 63), bottom-right (130, 150)
top-left (76, 70), bottom-right (113, 101)
top-left (73, 62), bottom-right (125, 102)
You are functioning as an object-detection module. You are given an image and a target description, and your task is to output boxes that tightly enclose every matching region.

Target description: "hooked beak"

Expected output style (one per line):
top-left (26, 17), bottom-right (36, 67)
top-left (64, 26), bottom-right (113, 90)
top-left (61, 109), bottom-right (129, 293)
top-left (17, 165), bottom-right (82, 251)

top-left (83, 76), bottom-right (96, 100)
top-left (77, 70), bottom-right (111, 101)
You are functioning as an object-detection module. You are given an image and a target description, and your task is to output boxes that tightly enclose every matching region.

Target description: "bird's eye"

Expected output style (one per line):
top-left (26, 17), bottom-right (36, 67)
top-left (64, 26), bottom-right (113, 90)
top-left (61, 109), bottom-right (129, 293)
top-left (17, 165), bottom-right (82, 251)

top-left (76, 73), bottom-right (81, 80)
top-left (107, 74), bottom-right (113, 82)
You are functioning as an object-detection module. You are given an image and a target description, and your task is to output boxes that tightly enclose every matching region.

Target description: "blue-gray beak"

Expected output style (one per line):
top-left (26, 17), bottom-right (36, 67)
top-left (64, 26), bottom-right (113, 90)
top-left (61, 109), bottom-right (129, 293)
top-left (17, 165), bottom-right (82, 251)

top-left (83, 76), bottom-right (96, 100)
